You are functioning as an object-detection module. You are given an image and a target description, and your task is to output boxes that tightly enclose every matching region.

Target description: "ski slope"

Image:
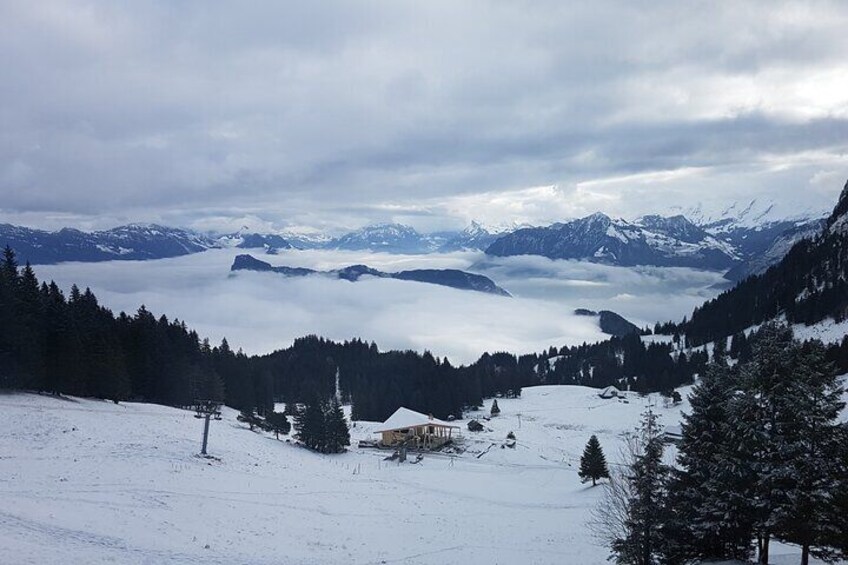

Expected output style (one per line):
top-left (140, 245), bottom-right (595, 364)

top-left (0, 385), bottom-right (842, 564)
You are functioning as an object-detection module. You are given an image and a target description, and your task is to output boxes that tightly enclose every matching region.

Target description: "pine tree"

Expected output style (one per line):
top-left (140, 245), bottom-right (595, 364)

top-left (490, 398), bottom-right (500, 417)
top-left (767, 339), bottom-right (845, 564)
top-left (579, 435), bottom-right (609, 486)
top-left (239, 408), bottom-right (258, 431)
top-left (611, 410), bottom-right (670, 565)
top-left (295, 399), bottom-right (326, 452)
top-left (265, 411), bottom-right (290, 439)
top-left (324, 399), bottom-right (350, 453)
top-left (681, 323), bottom-right (847, 564)
top-left (667, 363), bottom-right (754, 563)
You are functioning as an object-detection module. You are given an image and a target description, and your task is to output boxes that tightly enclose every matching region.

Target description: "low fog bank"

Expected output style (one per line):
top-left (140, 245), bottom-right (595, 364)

top-left (35, 249), bottom-right (724, 364)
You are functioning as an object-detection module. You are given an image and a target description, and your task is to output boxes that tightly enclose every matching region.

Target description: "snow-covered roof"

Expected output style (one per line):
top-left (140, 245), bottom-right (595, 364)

top-left (373, 407), bottom-right (460, 433)
top-left (598, 385), bottom-right (620, 397)
top-left (664, 425), bottom-right (683, 437)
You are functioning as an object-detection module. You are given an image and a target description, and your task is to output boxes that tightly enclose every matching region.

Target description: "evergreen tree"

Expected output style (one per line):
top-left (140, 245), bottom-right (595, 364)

top-left (239, 408), bottom-right (259, 431)
top-left (611, 410), bottom-right (670, 565)
top-left (265, 411), bottom-right (291, 439)
top-left (295, 399), bottom-right (326, 452)
top-left (666, 323), bottom-right (846, 564)
top-left (324, 399), bottom-right (350, 453)
top-left (579, 435), bottom-right (609, 486)
top-left (490, 398), bottom-right (500, 417)
top-left (766, 338), bottom-right (845, 564)
top-left (666, 363), bottom-right (754, 563)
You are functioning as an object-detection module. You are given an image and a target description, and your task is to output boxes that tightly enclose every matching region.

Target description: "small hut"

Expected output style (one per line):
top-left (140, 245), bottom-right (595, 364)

top-left (663, 424), bottom-right (683, 444)
top-left (598, 385), bottom-right (621, 399)
top-left (374, 408), bottom-right (460, 450)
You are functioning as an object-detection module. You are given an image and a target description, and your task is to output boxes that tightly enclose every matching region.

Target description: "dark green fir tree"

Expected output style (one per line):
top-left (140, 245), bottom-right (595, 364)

top-left (578, 434), bottom-right (609, 486)
top-left (324, 399), bottom-right (350, 453)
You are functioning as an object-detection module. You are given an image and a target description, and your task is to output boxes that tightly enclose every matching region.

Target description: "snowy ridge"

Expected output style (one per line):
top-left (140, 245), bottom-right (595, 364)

top-left (484, 209), bottom-right (826, 277)
top-left (0, 223), bottom-right (219, 265)
top-left (486, 213), bottom-right (741, 269)
top-left (680, 198), bottom-right (826, 231)
top-left (328, 223), bottom-right (438, 253)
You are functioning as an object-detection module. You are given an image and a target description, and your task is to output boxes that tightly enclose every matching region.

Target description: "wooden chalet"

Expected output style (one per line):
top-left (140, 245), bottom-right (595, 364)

top-left (374, 407), bottom-right (460, 450)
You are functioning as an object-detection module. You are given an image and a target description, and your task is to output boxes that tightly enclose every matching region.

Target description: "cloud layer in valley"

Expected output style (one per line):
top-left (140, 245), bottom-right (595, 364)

top-left (1, 1), bottom-right (847, 233)
top-left (34, 249), bottom-right (725, 363)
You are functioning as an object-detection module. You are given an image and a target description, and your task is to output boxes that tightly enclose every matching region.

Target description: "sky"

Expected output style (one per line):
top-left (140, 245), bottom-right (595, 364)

top-left (2, 1), bottom-right (848, 234)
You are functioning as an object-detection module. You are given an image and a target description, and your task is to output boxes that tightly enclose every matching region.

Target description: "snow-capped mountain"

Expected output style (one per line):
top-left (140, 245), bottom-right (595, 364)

top-left (721, 218), bottom-right (826, 281)
top-left (679, 197), bottom-right (826, 231)
top-left (217, 231), bottom-right (292, 253)
top-left (439, 221), bottom-right (508, 252)
top-left (486, 213), bottom-right (739, 269)
top-left (678, 178), bottom-right (848, 343)
top-left (0, 223), bottom-right (218, 265)
top-left (327, 223), bottom-right (439, 254)
top-left (278, 230), bottom-right (334, 250)
top-left (485, 207), bottom-right (827, 278)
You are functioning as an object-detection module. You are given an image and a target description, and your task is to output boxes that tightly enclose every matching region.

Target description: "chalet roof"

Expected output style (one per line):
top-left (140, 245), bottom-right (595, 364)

top-left (373, 407), bottom-right (460, 433)
top-left (664, 424), bottom-right (683, 437)
top-left (599, 385), bottom-right (621, 398)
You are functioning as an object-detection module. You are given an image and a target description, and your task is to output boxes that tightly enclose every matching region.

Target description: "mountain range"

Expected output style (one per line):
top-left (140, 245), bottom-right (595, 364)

top-left (230, 254), bottom-right (512, 296)
top-left (485, 211), bottom-right (825, 280)
top-left (0, 200), bottom-right (826, 282)
top-left (0, 223), bottom-right (218, 264)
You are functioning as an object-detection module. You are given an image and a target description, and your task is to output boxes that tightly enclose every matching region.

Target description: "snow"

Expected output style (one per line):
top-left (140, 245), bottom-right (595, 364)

top-left (547, 355), bottom-right (564, 370)
top-left (373, 407), bottom-right (458, 433)
top-left (605, 225), bottom-right (629, 243)
top-left (0, 387), bottom-right (686, 564)
top-left (683, 198), bottom-right (827, 231)
top-left (793, 317), bottom-right (848, 344)
top-left (2, 383), bottom-right (844, 564)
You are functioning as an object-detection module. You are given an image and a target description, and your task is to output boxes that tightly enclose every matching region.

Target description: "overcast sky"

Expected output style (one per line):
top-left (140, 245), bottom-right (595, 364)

top-left (2, 1), bottom-right (847, 234)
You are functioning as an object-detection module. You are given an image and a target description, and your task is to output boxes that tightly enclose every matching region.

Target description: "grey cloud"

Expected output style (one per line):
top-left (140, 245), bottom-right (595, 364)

top-left (1, 1), bottom-right (847, 230)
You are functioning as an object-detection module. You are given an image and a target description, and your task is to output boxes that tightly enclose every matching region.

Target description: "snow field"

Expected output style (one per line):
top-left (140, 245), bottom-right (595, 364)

top-left (1, 383), bottom-right (843, 564)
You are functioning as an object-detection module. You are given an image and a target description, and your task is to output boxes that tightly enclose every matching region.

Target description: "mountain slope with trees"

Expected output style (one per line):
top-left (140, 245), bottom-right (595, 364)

top-left (673, 179), bottom-right (848, 347)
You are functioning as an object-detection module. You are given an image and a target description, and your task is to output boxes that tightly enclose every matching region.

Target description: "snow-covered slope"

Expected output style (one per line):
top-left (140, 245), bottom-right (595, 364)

top-left (0, 387), bottom-right (683, 564)
top-left (2, 385), bottom-right (842, 564)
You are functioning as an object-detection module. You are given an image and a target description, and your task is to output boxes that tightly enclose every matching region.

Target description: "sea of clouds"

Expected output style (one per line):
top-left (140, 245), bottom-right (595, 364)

top-left (34, 249), bottom-right (726, 364)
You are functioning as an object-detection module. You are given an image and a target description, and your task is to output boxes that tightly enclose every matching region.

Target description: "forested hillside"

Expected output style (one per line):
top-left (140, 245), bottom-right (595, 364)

top-left (1, 243), bottom-right (716, 419)
top-left (675, 180), bottom-right (848, 346)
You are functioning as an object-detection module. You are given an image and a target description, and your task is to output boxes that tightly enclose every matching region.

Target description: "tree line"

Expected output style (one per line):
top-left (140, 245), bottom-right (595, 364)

top-left (601, 323), bottom-right (848, 565)
top-left (0, 246), bottom-right (267, 410)
top-left (0, 245), bottom-right (755, 423)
